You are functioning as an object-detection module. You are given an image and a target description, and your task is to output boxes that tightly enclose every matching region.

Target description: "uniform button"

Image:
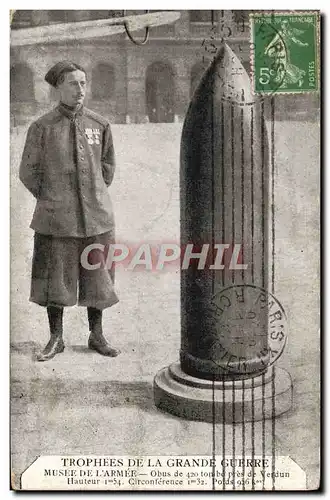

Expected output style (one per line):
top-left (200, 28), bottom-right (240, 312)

top-left (79, 145), bottom-right (84, 150)
top-left (80, 157), bottom-right (85, 161)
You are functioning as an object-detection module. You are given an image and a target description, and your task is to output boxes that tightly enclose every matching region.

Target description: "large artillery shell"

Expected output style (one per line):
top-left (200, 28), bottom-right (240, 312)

top-left (180, 44), bottom-right (270, 380)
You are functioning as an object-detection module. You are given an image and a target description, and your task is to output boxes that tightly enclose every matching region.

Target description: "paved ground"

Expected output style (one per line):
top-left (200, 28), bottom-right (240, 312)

top-left (10, 121), bottom-right (320, 490)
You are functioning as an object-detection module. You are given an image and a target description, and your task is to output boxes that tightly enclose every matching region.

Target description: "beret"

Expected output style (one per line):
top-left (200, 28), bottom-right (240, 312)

top-left (45, 60), bottom-right (86, 87)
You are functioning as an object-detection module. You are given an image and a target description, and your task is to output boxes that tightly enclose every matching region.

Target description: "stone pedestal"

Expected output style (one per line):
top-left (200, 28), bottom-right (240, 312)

top-left (154, 363), bottom-right (292, 423)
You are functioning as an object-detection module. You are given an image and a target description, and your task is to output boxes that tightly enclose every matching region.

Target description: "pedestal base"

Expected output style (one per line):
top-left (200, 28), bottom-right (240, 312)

top-left (154, 363), bottom-right (292, 423)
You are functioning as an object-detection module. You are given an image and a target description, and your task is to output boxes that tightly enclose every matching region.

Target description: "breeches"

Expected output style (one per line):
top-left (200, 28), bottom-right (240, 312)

top-left (30, 231), bottom-right (119, 310)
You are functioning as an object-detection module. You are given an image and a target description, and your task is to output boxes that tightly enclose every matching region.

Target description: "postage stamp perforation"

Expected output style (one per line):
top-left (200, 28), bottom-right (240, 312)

top-left (249, 10), bottom-right (320, 96)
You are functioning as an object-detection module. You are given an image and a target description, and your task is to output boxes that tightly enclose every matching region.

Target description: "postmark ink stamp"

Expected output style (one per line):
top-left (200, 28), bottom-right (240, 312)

top-left (207, 285), bottom-right (288, 375)
top-left (250, 11), bottom-right (320, 94)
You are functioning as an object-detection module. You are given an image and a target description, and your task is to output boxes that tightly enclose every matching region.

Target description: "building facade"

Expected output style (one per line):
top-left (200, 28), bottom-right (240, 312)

top-left (10, 10), bottom-right (318, 125)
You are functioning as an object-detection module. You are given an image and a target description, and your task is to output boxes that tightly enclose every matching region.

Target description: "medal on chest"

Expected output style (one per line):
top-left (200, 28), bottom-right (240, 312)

top-left (85, 128), bottom-right (101, 145)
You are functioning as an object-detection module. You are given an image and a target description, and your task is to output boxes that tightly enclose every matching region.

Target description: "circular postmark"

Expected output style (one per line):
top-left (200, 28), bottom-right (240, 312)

top-left (204, 284), bottom-right (287, 375)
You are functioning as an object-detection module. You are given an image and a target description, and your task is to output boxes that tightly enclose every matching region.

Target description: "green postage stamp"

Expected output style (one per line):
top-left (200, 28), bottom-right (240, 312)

top-left (250, 11), bottom-right (320, 94)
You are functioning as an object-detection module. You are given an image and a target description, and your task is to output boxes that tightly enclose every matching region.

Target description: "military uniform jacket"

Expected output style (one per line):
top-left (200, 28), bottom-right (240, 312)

top-left (19, 103), bottom-right (116, 237)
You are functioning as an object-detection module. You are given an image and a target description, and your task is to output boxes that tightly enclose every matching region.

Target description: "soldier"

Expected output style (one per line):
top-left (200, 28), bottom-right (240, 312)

top-left (19, 60), bottom-right (120, 361)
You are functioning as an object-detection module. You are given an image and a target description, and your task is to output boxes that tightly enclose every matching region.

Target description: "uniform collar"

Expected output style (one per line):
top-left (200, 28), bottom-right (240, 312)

top-left (57, 102), bottom-right (84, 120)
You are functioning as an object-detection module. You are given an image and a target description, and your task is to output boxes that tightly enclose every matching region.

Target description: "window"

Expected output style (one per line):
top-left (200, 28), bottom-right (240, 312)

top-left (146, 62), bottom-right (175, 123)
top-left (92, 64), bottom-right (116, 100)
top-left (10, 64), bottom-right (35, 102)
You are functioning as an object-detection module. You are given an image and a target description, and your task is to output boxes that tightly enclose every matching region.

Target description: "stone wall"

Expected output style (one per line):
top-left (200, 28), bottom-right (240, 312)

top-left (10, 10), bottom-right (318, 125)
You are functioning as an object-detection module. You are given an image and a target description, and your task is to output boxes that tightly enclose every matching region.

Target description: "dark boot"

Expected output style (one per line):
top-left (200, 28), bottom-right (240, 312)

top-left (36, 306), bottom-right (65, 362)
top-left (87, 307), bottom-right (120, 357)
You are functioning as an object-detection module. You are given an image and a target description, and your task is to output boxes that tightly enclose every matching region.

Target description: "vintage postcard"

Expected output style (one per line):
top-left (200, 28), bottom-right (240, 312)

top-left (10, 9), bottom-right (320, 491)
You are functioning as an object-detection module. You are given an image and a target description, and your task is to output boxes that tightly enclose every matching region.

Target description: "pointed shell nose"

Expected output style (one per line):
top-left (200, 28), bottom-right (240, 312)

top-left (196, 43), bottom-right (256, 105)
